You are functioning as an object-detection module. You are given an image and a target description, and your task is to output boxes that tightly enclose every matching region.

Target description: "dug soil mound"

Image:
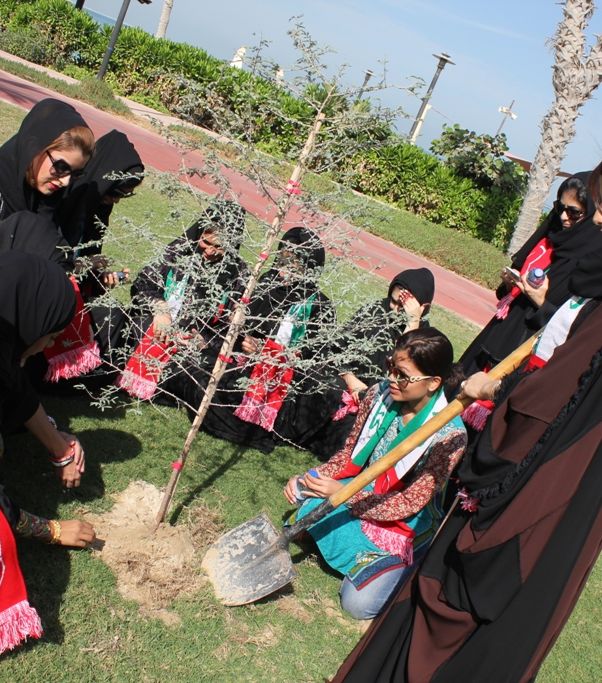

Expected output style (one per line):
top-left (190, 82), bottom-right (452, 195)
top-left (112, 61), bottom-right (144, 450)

top-left (87, 480), bottom-right (223, 624)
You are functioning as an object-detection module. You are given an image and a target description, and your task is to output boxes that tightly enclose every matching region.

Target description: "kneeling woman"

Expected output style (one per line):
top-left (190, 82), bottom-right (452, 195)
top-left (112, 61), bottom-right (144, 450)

top-left (284, 328), bottom-right (466, 620)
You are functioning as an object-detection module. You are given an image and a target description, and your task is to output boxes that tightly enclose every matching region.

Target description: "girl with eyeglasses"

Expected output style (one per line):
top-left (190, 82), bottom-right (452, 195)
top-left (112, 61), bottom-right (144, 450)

top-left (57, 130), bottom-right (144, 291)
top-left (460, 173), bottom-right (602, 389)
top-left (0, 98), bottom-right (94, 222)
top-left (283, 328), bottom-right (466, 620)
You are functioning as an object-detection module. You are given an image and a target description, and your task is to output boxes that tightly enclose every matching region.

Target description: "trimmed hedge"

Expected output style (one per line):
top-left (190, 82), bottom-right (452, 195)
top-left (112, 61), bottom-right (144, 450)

top-left (350, 143), bottom-right (520, 249)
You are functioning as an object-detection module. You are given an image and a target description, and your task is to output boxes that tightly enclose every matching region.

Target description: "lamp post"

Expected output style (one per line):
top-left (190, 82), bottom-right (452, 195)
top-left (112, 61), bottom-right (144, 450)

top-left (356, 68), bottom-right (374, 101)
top-left (97, 0), bottom-right (152, 81)
top-left (496, 100), bottom-right (517, 136)
top-left (408, 52), bottom-right (454, 145)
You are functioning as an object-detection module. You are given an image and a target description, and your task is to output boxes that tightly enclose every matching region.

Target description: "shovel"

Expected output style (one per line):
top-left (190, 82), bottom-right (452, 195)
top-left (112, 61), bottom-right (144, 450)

top-left (202, 333), bottom-right (539, 605)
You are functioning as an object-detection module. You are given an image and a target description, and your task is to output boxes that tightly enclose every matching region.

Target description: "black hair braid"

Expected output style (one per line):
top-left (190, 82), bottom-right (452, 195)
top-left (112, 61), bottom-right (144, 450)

top-left (473, 347), bottom-right (602, 502)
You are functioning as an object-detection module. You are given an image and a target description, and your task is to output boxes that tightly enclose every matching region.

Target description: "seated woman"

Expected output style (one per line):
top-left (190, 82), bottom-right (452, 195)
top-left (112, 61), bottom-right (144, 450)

top-left (57, 129), bottom-right (144, 291)
top-left (460, 174), bottom-right (602, 378)
top-left (0, 98), bottom-right (94, 222)
top-left (284, 328), bottom-right (467, 620)
top-left (172, 226), bottom-right (335, 453)
top-left (0, 252), bottom-right (85, 488)
top-left (278, 268), bottom-right (435, 459)
top-left (337, 268), bottom-right (434, 398)
top-left (114, 198), bottom-right (248, 399)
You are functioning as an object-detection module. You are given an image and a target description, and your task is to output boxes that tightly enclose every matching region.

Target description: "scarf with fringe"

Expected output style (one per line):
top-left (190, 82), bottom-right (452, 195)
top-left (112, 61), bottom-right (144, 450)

top-left (0, 509), bottom-right (42, 655)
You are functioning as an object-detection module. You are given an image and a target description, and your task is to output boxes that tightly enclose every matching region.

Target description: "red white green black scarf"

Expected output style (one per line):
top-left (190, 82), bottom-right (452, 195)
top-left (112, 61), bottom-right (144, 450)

top-left (0, 510), bottom-right (42, 654)
top-left (234, 293), bottom-right (317, 431)
top-left (463, 296), bottom-right (590, 430)
top-left (43, 277), bottom-right (101, 382)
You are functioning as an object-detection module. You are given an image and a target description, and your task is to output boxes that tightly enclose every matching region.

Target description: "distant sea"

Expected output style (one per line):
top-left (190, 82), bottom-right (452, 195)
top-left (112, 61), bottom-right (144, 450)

top-left (83, 8), bottom-right (117, 28)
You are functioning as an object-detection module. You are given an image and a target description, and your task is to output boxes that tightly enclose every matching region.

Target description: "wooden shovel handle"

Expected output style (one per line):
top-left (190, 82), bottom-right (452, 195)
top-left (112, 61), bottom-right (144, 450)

top-left (328, 332), bottom-right (540, 509)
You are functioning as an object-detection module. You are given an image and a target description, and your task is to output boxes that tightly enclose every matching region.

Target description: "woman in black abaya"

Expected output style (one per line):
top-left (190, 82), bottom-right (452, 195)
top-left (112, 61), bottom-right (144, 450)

top-left (172, 226), bottom-right (335, 454)
top-left (113, 199), bottom-right (249, 398)
top-left (285, 268), bottom-right (435, 460)
top-left (57, 129), bottom-right (144, 254)
top-left (0, 98), bottom-right (94, 222)
top-left (0, 252), bottom-right (85, 488)
top-left (460, 173), bottom-right (602, 376)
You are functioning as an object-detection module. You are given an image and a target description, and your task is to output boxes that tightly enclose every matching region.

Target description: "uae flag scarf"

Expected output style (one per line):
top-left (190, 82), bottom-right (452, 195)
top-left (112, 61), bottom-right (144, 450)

top-left (234, 293), bottom-right (317, 431)
top-left (0, 510), bottom-right (43, 654)
top-left (43, 277), bottom-right (101, 382)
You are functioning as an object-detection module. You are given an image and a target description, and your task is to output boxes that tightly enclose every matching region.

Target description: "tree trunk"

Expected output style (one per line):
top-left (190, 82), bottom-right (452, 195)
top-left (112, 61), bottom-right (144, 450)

top-left (155, 0), bottom-right (174, 39)
top-left (507, 0), bottom-right (602, 255)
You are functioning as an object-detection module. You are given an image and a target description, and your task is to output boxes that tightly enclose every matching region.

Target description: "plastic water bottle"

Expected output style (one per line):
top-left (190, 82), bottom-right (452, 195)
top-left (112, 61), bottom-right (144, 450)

top-left (526, 268), bottom-right (545, 288)
top-left (292, 469), bottom-right (319, 503)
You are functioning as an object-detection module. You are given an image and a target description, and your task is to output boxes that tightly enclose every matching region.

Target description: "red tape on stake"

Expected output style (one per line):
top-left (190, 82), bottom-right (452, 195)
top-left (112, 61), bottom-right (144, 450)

top-left (218, 354), bottom-right (234, 364)
top-left (259, 251), bottom-right (269, 260)
top-left (240, 296), bottom-right (251, 304)
top-left (286, 179), bottom-right (301, 195)
top-left (171, 460), bottom-right (183, 471)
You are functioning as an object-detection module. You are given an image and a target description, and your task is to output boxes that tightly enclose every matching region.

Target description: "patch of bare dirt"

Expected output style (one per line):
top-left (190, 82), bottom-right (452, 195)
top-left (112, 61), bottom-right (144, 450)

top-left (87, 480), bottom-right (223, 625)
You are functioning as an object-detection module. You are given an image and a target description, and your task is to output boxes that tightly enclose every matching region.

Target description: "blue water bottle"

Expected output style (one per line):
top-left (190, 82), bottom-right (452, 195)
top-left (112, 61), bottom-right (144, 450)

top-left (526, 268), bottom-right (545, 288)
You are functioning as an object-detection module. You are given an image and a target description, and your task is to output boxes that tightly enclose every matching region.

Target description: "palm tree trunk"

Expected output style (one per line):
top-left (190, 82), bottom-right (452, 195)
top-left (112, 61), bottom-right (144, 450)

top-left (507, 0), bottom-right (602, 255)
top-left (155, 0), bottom-right (174, 39)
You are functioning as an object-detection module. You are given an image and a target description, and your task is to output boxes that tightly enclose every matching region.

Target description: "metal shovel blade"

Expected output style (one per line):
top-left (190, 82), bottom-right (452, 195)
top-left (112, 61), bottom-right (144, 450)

top-left (201, 512), bottom-right (296, 606)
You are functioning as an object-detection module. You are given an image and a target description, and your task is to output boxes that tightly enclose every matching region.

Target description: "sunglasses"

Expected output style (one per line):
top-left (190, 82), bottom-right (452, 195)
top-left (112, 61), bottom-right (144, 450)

top-left (553, 200), bottom-right (584, 221)
top-left (386, 358), bottom-right (433, 389)
top-left (46, 150), bottom-right (85, 180)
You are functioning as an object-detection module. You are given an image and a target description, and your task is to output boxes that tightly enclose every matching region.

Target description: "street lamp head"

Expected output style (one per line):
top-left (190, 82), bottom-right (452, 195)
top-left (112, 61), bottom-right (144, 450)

top-left (137, 0), bottom-right (152, 4)
top-left (433, 52), bottom-right (455, 66)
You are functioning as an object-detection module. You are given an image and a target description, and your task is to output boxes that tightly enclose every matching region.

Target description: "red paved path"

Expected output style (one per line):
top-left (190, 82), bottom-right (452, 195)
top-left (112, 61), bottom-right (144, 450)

top-left (0, 68), bottom-right (497, 326)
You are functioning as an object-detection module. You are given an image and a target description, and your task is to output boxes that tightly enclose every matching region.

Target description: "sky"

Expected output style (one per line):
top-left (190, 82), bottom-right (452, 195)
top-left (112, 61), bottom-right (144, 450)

top-left (79, 0), bottom-right (602, 181)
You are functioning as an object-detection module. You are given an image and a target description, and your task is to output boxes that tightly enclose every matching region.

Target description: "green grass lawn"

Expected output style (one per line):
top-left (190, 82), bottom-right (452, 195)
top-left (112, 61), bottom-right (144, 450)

top-left (0, 98), bottom-right (599, 682)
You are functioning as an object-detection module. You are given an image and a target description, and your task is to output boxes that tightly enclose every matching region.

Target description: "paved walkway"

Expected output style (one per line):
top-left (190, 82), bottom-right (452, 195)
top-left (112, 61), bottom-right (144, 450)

top-left (0, 62), bottom-right (497, 326)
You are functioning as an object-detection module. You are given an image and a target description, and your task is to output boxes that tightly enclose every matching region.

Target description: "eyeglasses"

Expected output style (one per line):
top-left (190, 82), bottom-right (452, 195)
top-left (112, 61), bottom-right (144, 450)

top-left (46, 150), bottom-right (85, 180)
top-left (109, 188), bottom-right (136, 199)
top-left (386, 358), bottom-right (433, 388)
top-left (553, 200), bottom-right (584, 221)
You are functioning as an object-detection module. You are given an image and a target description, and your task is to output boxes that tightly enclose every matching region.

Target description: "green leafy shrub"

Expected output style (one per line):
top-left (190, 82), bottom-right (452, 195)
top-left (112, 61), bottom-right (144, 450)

top-left (350, 141), bottom-right (521, 249)
top-left (7, 0), bottom-right (104, 67)
top-left (0, 27), bottom-right (59, 66)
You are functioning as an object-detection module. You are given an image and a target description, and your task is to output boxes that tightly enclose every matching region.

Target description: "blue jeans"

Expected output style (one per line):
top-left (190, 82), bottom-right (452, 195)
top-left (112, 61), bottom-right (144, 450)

top-left (339, 547), bottom-right (427, 620)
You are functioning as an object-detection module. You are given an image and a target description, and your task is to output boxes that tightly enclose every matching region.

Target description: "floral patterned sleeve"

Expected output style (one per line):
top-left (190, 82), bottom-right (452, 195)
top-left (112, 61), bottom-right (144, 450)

top-left (316, 385), bottom-right (379, 479)
top-left (347, 427), bottom-right (467, 522)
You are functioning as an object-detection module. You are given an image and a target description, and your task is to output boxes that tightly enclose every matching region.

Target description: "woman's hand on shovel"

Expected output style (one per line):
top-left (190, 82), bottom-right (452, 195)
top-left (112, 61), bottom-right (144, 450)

top-left (459, 372), bottom-right (502, 402)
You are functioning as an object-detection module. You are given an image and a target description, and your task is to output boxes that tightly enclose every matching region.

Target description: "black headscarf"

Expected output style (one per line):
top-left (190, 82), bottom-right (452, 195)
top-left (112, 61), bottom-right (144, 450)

top-left (0, 98), bottom-right (90, 219)
top-left (57, 129), bottom-right (143, 248)
top-left (0, 251), bottom-right (75, 347)
top-left (511, 171), bottom-right (600, 270)
top-left (276, 226), bottom-right (326, 272)
top-left (0, 210), bottom-right (73, 271)
top-left (184, 198), bottom-right (246, 255)
top-left (387, 268), bottom-right (435, 306)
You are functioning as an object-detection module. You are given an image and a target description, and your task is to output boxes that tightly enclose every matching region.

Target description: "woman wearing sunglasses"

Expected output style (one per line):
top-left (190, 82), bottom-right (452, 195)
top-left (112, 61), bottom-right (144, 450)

top-left (0, 98), bottom-right (94, 221)
top-left (284, 328), bottom-right (466, 620)
top-left (460, 173), bottom-right (602, 388)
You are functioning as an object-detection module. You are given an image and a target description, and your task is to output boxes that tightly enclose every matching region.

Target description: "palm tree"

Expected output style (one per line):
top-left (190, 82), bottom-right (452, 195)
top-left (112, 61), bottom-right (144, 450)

top-left (508, 0), bottom-right (602, 255)
top-left (155, 0), bottom-right (174, 39)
